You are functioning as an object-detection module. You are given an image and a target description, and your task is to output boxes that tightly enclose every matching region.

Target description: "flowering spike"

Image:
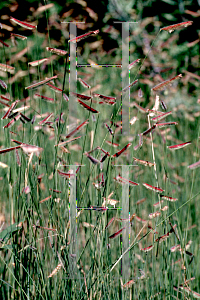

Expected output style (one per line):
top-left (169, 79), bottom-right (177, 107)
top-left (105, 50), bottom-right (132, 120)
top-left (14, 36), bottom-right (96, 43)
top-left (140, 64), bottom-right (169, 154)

top-left (10, 17), bottom-right (37, 30)
top-left (152, 74), bottom-right (182, 91)
top-left (160, 21), bottom-right (193, 33)
top-left (78, 99), bottom-right (99, 113)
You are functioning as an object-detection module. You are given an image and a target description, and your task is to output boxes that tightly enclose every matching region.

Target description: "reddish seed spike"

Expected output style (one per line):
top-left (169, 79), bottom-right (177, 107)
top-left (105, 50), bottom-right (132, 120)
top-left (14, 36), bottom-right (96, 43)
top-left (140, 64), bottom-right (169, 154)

top-left (3, 114), bottom-right (20, 129)
top-left (105, 217), bottom-right (115, 229)
top-left (76, 166), bottom-right (81, 174)
top-left (132, 102), bottom-right (147, 113)
top-left (109, 226), bottom-right (126, 239)
top-left (149, 211), bottom-right (161, 219)
top-left (167, 141), bottom-right (191, 150)
top-left (160, 21), bottom-right (193, 33)
top-left (0, 145), bottom-right (21, 154)
top-left (98, 100), bottom-right (116, 106)
top-left (134, 144), bottom-right (140, 151)
top-left (87, 146), bottom-right (101, 154)
top-left (71, 92), bottom-right (92, 100)
top-left (0, 63), bottom-right (15, 74)
top-left (34, 93), bottom-right (54, 102)
top-left (0, 79), bottom-right (7, 90)
top-left (31, 115), bottom-right (36, 124)
top-left (78, 77), bottom-right (91, 89)
top-left (143, 183), bottom-right (164, 193)
top-left (1, 95), bottom-right (10, 101)
top-left (38, 113), bottom-right (53, 125)
top-left (66, 119), bottom-right (89, 139)
top-left (46, 83), bottom-right (63, 93)
top-left (147, 109), bottom-right (163, 115)
top-left (170, 244), bottom-right (181, 252)
top-left (63, 93), bottom-right (69, 102)
top-left (28, 58), bottom-right (48, 67)
top-left (153, 200), bottom-right (164, 207)
top-left (128, 59), bottom-right (140, 70)
top-left (23, 186), bottom-right (30, 194)
top-left (49, 188), bottom-right (62, 193)
top-left (100, 152), bottom-right (109, 163)
top-left (107, 101), bottom-right (116, 105)
top-left (11, 139), bottom-right (22, 145)
top-left (9, 112), bottom-right (19, 119)
top-left (130, 213), bottom-right (136, 222)
top-left (92, 93), bottom-right (116, 101)
top-left (152, 74), bottom-right (182, 91)
top-left (142, 124), bottom-right (156, 136)
top-left (0, 39), bottom-right (9, 47)
top-left (133, 157), bottom-right (155, 167)
top-left (57, 169), bottom-right (75, 179)
top-left (11, 33), bottom-right (27, 40)
top-left (84, 153), bottom-right (100, 165)
top-left (188, 160), bottom-right (200, 169)
top-left (39, 195), bottom-right (52, 203)
top-left (135, 215), bottom-right (147, 223)
top-left (141, 245), bottom-right (154, 252)
top-left (98, 94), bottom-right (116, 101)
top-left (136, 198), bottom-right (146, 205)
top-left (55, 112), bottom-right (64, 123)
top-left (122, 79), bottom-right (138, 92)
top-left (10, 16), bottom-right (37, 30)
top-left (161, 100), bottom-right (167, 110)
top-left (155, 232), bottom-right (171, 243)
top-left (78, 99), bottom-right (99, 113)
top-left (85, 146), bottom-right (100, 155)
top-left (115, 175), bottom-right (139, 186)
top-left (151, 111), bottom-right (172, 122)
top-left (68, 29), bottom-right (99, 43)
top-left (105, 141), bottom-right (119, 147)
top-left (25, 75), bottom-right (58, 90)
top-left (98, 147), bottom-right (110, 156)
top-left (20, 113), bottom-right (31, 123)
top-left (0, 100), bottom-right (10, 107)
top-left (46, 47), bottom-right (67, 56)
top-left (60, 146), bottom-right (69, 153)
top-left (104, 123), bottom-right (113, 135)
top-left (123, 279), bottom-right (135, 288)
top-left (110, 121), bottom-right (120, 128)
top-left (112, 143), bottom-right (131, 158)
top-left (156, 122), bottom-right (178, 128)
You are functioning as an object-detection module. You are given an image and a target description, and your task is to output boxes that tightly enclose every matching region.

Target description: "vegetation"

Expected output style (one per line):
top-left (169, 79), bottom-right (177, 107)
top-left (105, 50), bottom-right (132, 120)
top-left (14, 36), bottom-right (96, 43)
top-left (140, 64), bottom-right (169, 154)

top-left (0, 1), bottom-right (200, 299)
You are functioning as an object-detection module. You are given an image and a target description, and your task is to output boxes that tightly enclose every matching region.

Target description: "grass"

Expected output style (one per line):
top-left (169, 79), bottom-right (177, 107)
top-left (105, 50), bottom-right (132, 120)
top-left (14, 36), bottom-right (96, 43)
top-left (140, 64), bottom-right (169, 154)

top-left (0, 4), bottom-right (200, 300)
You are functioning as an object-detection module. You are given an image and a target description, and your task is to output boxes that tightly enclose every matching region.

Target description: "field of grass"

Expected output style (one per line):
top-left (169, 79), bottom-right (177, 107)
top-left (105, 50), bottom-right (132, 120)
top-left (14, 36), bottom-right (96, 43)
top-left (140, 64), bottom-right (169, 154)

top-left (0, 2), bottom-right (200, 299)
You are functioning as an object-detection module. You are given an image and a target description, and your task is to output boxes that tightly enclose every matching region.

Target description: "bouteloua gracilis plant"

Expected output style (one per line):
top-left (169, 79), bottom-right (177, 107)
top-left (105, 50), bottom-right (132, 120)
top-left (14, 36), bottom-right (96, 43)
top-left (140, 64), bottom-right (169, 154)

top-left (0, 4), bottom-right (200, 300)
